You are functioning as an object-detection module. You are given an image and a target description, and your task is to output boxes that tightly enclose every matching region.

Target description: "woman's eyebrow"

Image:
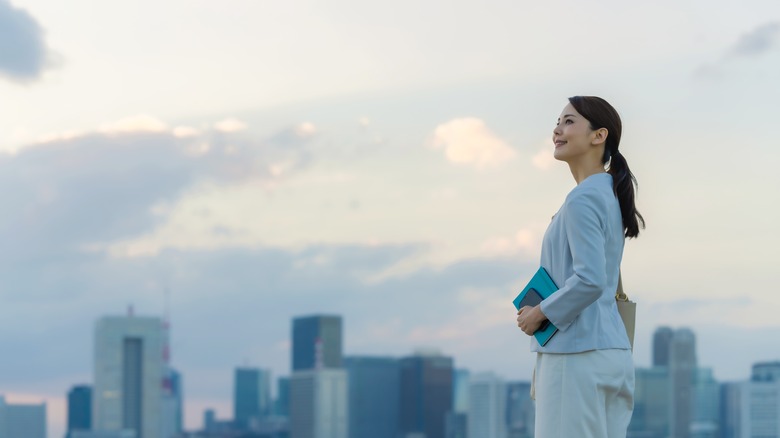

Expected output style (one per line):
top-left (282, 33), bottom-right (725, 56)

top-left (557, 114), bottom-right (577, 121)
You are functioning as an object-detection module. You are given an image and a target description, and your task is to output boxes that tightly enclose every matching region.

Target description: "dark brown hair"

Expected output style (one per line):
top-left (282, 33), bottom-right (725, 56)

top-left (568, 96), bottom-right (645, 238)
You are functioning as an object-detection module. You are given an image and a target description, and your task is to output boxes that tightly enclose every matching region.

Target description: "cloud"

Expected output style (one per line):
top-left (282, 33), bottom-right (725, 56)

top-left (0, 0), bottom-right (55, 82)
top-left (729, 21), bottom-right (780, 58)
top-left (99, 115), bottom-right (168, 135)
top-left (479, 228), bottom-right (542, 258)
top-left (0, 116), bottom-right (315, 264)
top-left (696, 21), bottom-right (780, 78)
top-left (214, 118), bottom-right (247, 133)
top-left (429, 118), bottom-right (515, 169)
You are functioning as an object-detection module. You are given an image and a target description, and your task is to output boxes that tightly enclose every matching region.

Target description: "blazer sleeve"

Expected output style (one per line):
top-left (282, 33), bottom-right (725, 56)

top-left (539, 191), bottom-right (608, 332)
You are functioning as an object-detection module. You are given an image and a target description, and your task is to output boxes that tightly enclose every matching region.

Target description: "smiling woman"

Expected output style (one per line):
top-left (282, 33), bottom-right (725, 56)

top-left (516, 96), bottom-right (644, 438)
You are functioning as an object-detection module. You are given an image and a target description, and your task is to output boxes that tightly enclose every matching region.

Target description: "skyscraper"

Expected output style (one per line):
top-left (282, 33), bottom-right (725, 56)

top-left (719, 382), bottom-right (741, 438)
top-left (467, 372), bottom-right (506, 438)
top-left (652, 326), bottom-right (674, 367)
top-left (506, 381), bottom-right (534, 438)
top-left (344, 356), bottom-right (400, 438)
top-left (292, 315), bottom-right (343, 371)
top-left (0, 396), bottom-right (46, 438)
top-left (234, 367), bottom-right (272, 430)
top-left (670, 328), bottom-right (697, 438)
top-left (275, 377), bottom-right (290, 417)
top-left (629, 367), bottom-right (670, 437)
top-left (452, 369), bottom-right (470, 415)
top-left (67, 385), bottom-right (93, 438)
top-left (161, 368), bottom-right (183, 438)
top-left (399, 351), bottom-right (454, 438)
top-left (289, 369), bottom-right (348, 438)
top-left (94, 314), bottom-right (165, 438)
top-left (691, 368), bottom-right (719, 438)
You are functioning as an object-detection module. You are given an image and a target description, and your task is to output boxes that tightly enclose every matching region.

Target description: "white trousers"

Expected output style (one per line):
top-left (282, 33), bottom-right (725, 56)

top-left (534, 349), bottom-right (634, 438)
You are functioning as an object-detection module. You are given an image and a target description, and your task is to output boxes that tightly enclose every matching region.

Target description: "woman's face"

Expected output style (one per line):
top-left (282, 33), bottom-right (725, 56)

top-left (552, 103), bottom-right (600, 163)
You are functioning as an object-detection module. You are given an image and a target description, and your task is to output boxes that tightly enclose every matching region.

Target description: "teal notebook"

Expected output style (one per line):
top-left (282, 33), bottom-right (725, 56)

top-left (513, 267), bottom-right (559, 346)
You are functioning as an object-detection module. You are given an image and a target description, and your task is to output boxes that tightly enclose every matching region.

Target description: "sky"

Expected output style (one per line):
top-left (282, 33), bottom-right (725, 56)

top-left (1, 0), bottom-right (780, 437)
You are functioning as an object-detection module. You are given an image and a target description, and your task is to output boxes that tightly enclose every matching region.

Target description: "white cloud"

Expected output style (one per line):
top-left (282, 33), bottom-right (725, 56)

top-left (173, 126), bottom-right (201, 138)
top-left (214, 118), bottom-right (247, 133)
top-left (531, 139), bottom-right (556, 170)
top-left (99, 115), bottom-right (168, 135)
top-left (429, 118), bottom-right (515, 169)
top-left (358, 116), bottom-right (371, 127)
top-left (479, 228), bottom-right (542, 258)
top-left (295, 122), bottom-right (317, 138)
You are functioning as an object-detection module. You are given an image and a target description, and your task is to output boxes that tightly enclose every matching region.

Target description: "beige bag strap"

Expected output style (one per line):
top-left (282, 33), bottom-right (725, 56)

top-left (616, 270), bottom-right (628, 301)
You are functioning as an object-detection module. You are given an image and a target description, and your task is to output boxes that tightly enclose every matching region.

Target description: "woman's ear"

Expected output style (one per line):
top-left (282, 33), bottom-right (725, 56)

top-left (592, 127), bottom-right (608, 146)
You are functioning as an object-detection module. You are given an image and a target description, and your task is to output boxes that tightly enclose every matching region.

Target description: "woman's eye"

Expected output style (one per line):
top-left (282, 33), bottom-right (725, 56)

top-left (565, 119), bottom-right (573, 124)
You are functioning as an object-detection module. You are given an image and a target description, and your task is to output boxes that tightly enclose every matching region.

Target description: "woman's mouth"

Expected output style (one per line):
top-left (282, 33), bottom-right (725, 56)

top-left (554, 140), bottom-right (567, 148)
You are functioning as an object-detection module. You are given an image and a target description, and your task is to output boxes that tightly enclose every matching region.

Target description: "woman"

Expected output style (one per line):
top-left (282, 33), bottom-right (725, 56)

top-left (516, 96), bottom-right (644, 438)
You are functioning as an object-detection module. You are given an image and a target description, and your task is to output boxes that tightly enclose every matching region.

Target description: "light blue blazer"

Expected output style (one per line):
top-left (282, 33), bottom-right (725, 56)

top-left (531, 173), bottom-right (632, 353)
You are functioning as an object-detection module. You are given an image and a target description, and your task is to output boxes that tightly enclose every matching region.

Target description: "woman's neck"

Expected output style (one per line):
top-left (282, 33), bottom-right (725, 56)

top-left (568, 160), bottom-right (607, 184)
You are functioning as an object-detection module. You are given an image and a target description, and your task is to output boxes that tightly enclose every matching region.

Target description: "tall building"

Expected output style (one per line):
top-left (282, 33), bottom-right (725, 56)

top-left (670, 328), bottom-right (697, 438)
top-left (94, 314), bottom-right (165, 438)
top-left (67, 385), bottom-right (93, 438)
top-left (292, 315), bottom-right (343, 371)
top-left (719, 382), bottom-right (741, 438)
top-left (468, 373), bottom-right (506, 438)
top-left (275, 377), bottom-right (290, 417)
top-left (652, 326), bottom-right (674, 367)
top-left (161, 368), bottom-right (183, 438)
top-left (752, 361), bottom-right (780, 382)
top-left (289, 369), bottom-right (348, 438)
top-left (452, 369), bottom-right (470, 415)
top-left (344, 356), bottom-right (400, 438)
top-left (739, 362), bottom-right (780, 438)
top-left (629, 367), bottom-right (670, 438)
top-left (399, 351), bottom-right (454, 438)
top-left (234, 367), bottom-right (272, 430)
top-left (691, 368), bottom-right (719, 438)
top-left (506, 382), bottom-right (534, 438)
top-left (0, 396), bottom-right (47, 438)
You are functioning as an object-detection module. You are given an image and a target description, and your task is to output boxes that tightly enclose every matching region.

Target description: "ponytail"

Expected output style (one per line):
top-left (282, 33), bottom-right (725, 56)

top-left (569, 96), bottom-right (645, 238)
top-left (607, 151), bottom-right (645, 238)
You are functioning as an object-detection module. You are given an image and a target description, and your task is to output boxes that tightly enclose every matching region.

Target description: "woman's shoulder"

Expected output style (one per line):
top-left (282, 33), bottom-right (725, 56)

top-left (565, 175), bottom-right (612, 206)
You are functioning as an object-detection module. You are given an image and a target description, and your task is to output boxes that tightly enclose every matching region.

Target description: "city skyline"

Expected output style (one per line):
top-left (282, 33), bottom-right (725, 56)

top-left (5, 309), bottom-right (780, 438)
top-left (2, 1), bottom-right (780, 438)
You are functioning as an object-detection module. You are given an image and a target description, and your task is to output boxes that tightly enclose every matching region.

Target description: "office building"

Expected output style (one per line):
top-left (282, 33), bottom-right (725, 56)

top-left (399, 351), bottom-right (453, 438)
top-left (344, 356), bottom-right (400, 438)
top-left (289, 369), bottom-right (348, 438)
top-left (234, 367), bottom-right (272, 429)
top-left (452, 369), bottom-right (470, 414)
top-left (275, 377), bottom-right (290, 417)
top-left (752, 361), bottom-right (780, 382)
top-left (720, 382), bottom-right (741, 438)
top-left (506, 381), bottom-right (534, 438)
top-left (691, 368), bottom-right (719, 438)
top-left (670, 328), bottom-right (697, 438)
top-left (67, 385), bottom-right (93, 438)
top-left (292, 315), bottom-right (343, 371)
top-left (94, 314), bottom-right (165, 438)
top-left (161, 368), bottom-right (183, 438)
top-left (0, 396), bottom-right (47, 438)
top-left (444, 412), bottom-right (467, 438)
top-left (739, 361), bottom-right (780, 438)
top-left (629, 367), bottom-right (670, 438)
top-left (652, 326), bottom-right (673, 367)
top-left (468, 372), bottom-right (506, 438)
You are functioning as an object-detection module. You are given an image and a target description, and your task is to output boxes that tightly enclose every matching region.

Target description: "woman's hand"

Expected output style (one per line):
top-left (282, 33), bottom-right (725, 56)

top-left (517, 305), bottom-right (548, 336)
